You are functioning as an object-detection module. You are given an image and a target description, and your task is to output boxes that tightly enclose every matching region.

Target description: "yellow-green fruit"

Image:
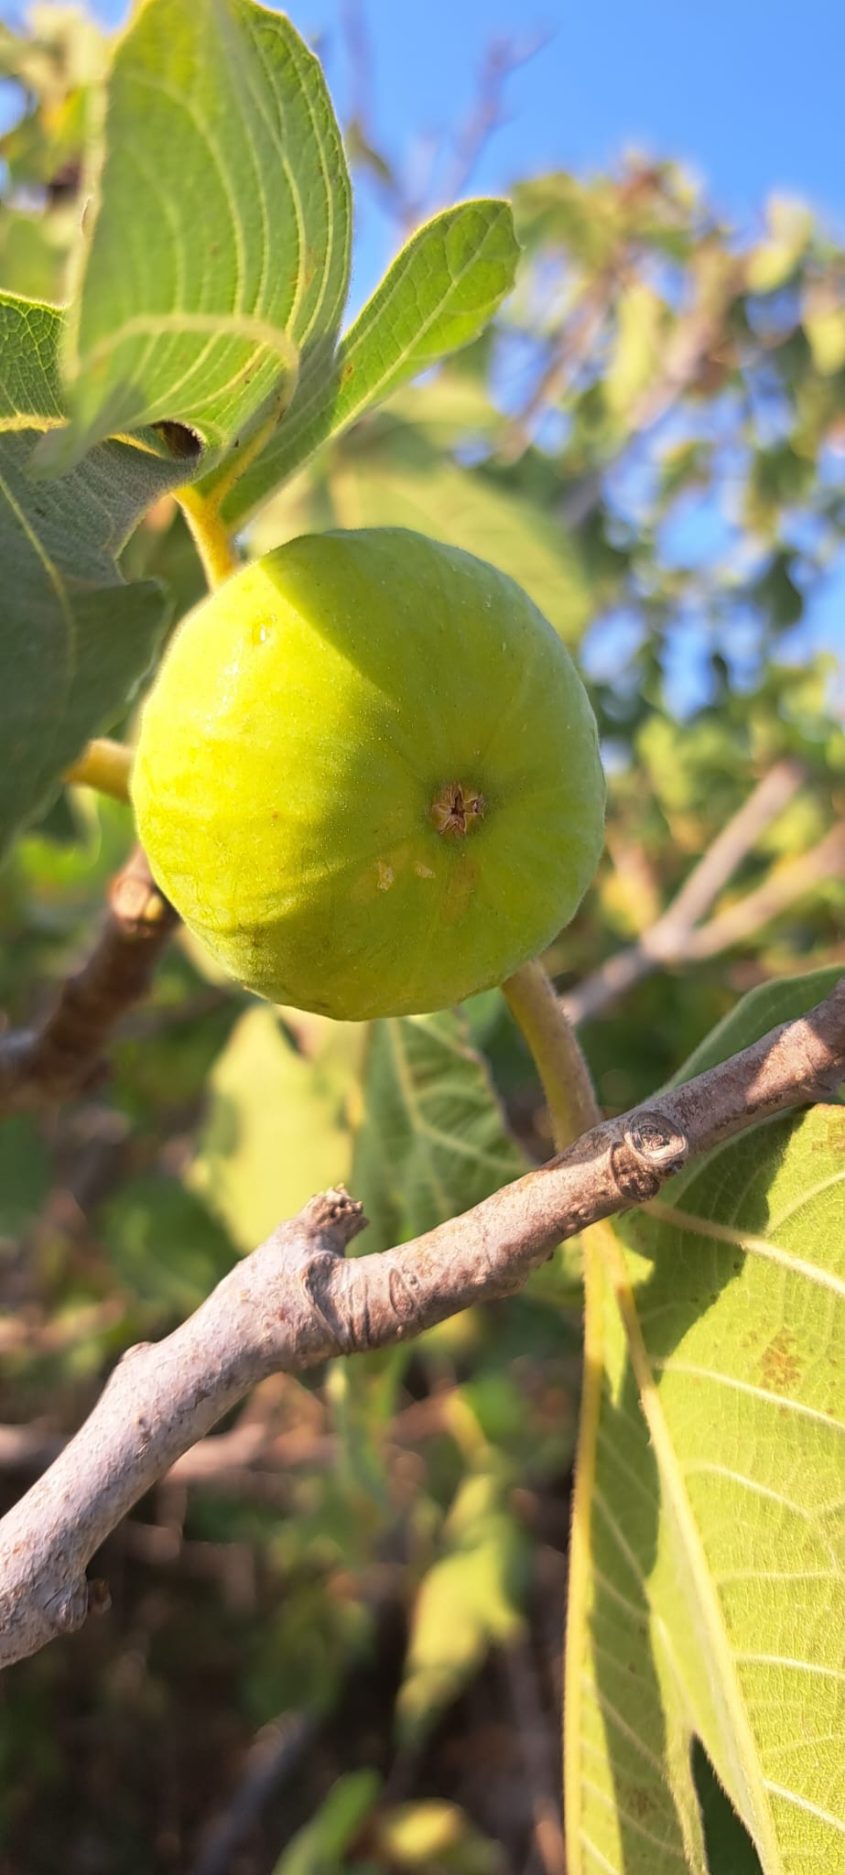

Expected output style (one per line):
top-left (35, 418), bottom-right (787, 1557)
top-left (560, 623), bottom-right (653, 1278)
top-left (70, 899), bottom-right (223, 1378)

top-left (132, 528), bottom-right (605, 1020)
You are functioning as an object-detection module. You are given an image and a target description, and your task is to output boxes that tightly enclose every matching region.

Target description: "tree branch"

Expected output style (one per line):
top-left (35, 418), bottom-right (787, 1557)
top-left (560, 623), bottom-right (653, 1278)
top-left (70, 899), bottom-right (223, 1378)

top-left (0, 847), bottom-right (180, 1112)
top-left (682, 821), bottom-right (845, 960)
top-left (1, 977), bottom-right (842, 1671)
top-left (558, 264), bottom-right (740, 530)
top-left (652, 758), bottom-right (806, 933)
top-left (438, 30), bottom-right (550, 210)
top-left (561, 759), bottom-right (824, 1026)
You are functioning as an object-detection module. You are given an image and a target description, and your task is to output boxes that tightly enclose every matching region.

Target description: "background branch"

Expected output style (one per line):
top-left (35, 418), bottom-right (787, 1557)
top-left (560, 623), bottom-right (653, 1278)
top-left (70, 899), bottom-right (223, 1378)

top-left (438, 30), bottom-right (550, 207)
top-left (1, 976), bottom-right (842, 1672)
top-left (0, 846), bottom-right (179, 1112)
top-left (561, 758), bottom-right (831, 1026)
top-left (558, 265), bottom-right (740, 530)
top-left (681, 821), bottom-right (845, 960)
top-left (191, 1713), bottom-right (316, 1875)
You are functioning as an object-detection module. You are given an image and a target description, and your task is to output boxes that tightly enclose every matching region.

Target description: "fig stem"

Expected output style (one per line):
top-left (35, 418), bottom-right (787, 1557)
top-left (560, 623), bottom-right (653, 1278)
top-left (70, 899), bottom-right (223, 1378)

top-left (206, 375), bottom-right (299, 511)
top-left (501, 962), bottom-right (604, 1866)
top-left (502, 958), bottom-right (599, 1150)
top-left (178, 485), bottom-right (239, 589)
top-left (64, 737), bottom-right (133, 804)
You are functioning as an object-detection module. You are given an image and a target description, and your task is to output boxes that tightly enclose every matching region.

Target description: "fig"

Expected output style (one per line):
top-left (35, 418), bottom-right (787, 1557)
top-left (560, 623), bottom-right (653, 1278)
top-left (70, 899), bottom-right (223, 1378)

top-left (131, 528), bottom-right (605, 1020)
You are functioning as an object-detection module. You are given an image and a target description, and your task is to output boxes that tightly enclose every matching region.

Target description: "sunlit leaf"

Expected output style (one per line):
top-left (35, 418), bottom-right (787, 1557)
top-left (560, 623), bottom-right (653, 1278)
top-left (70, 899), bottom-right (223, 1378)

top-left (604, 282), bottom-right (665, 420)
top-left (746, 198), bottom-right (814, 294)
top-left (218, 198), bottom-right (520, 522)
top-left (41, 0), bottom-right (351, 474)
top-left (350, 1007), bottom-right (526, 1254)
top-left (374, 1799), bottom-right (506, 1874)
top-left (566, 972), bottom-right (845, 1874)
top-left (191, 1004), bottom-right (362, 1250)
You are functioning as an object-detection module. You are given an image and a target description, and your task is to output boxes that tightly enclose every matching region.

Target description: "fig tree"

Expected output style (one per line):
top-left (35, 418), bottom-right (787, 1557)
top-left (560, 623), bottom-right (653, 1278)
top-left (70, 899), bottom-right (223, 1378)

top-left (132, 528), bottom-right (605, 1019)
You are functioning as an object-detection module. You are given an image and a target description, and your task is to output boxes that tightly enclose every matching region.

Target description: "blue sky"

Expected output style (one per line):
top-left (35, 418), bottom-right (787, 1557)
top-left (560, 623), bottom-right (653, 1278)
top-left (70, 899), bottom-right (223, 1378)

top-left (309, 1), bottom-right (845, 234)
top-left (290, 1), bottom-right (845, 321)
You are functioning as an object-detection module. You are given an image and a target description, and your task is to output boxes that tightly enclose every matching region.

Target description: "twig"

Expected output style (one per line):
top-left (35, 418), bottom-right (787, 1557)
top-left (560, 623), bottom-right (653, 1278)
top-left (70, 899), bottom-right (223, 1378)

top-left (0, 1420), bottom-right (276, 1482)
top-left (501, 268), bottom-right (621, 464)
top-left (562, 759), bottom-right (817, 1026)
top-left (682, 821), bottom-right (845, 960)
top-left (340, 0), bottom-right (375, 138)
top-left (191, 1713), bottom-right (316, 1875)
top-left (439, 30), bottom-right (550, 208)
top-left (654, 759), bottom-right (807, 933)
top-left (1, 976), bottom-right (842, 1671)
top-left (559, 268), bottom-right (740, 531)
top-left (0, 847), bottom-right (180, 1112)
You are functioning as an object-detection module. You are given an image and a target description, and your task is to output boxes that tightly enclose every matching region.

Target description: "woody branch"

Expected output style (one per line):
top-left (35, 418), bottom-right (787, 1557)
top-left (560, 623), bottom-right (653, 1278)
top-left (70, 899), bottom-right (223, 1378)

top-left (0, 975), bottom-right (842, 1671)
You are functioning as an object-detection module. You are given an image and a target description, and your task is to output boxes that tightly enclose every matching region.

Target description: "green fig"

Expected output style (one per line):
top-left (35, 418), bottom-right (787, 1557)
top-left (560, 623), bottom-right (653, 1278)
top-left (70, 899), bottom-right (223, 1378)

top-left (132, 528), bottom-right (605, 1019)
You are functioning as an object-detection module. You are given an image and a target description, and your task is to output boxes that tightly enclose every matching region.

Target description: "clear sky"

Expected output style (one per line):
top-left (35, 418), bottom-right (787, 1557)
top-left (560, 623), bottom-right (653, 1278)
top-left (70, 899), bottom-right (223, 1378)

top-left (269, 1), bottom-right (843, 318)
top-left (308, 0), bottom-right (845, 224)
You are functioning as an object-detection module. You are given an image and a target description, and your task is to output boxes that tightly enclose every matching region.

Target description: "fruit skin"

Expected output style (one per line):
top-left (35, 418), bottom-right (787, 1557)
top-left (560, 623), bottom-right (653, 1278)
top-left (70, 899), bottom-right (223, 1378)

top-left (132, 528), bottom-right (605, 1020)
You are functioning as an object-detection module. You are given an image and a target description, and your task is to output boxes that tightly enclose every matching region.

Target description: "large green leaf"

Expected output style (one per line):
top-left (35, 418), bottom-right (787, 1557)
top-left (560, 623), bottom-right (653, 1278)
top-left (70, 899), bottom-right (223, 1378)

top-left (567, 973), bottom-right (845, 1875)
top-left (0, 292), bottom-right (174, 856)
top-left (191, 1003), bottom-right (362, 1251)
top-left (217, 199), bottom-right (520, 524)
top-left (41, 0), bottom-right (351, 475)
top-left (350, 1008), bottom-right (527, 1255)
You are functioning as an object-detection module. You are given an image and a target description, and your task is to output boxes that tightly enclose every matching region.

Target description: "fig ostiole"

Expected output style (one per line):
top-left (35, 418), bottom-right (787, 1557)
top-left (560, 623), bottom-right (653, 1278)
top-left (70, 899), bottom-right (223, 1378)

top-left (131, 528), bottom-right (605, 1021)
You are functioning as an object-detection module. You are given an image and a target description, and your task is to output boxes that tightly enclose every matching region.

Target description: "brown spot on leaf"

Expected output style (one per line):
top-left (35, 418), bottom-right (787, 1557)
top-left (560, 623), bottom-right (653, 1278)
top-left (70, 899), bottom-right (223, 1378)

top-left (624, 1782), bottom-right (657, 1820)
top-left (760, 1329), bottom-right (802, 1394)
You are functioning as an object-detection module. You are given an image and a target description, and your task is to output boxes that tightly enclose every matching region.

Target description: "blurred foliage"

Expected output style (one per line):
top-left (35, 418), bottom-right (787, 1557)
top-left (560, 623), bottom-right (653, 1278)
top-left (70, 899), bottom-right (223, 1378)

top-left (0, 4), bottom-right (843, 1871)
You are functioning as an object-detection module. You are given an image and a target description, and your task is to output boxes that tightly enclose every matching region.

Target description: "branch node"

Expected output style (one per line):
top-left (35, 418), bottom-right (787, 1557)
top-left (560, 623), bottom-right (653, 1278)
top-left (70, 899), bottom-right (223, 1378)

top-left (301, 1254), bottom-right (362, 1353)
top-left (387, 1262), bottom-right (422, 1326)
top-left (43, 1579), bottom-right (89, 1635)
top-left (108, 853), bottom-right (171, 935)
top-left (609, 1109), bottom-right (689, 1202)
top-left (302, 1187), bottom-right (367, 1249)
top-left (626, 1110), bottom-right (689, 1167)
top-left (609, 1141), bottom-right (663, 1203)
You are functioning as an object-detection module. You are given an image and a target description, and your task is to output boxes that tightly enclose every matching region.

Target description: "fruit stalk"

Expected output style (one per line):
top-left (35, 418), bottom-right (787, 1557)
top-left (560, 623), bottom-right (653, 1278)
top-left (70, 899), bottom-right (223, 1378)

top-left (501, 958), bottom-right (605, 1874)
top-left (503, 957), bottom-right (599, 1148)
top-left (178, 485), bottom-right (239, 588)
top-left (63, 736), bottom-right (133, 803)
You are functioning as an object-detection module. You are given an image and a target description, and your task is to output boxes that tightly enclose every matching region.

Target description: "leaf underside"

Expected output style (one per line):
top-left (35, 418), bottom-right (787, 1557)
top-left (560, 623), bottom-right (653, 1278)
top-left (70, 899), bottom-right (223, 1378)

top-left (42, 0), bottom-right (352, 474)
top-left (0, 292), bottom-right (179, 855)
top-left (567, 971), bottom-right (845, 1875)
